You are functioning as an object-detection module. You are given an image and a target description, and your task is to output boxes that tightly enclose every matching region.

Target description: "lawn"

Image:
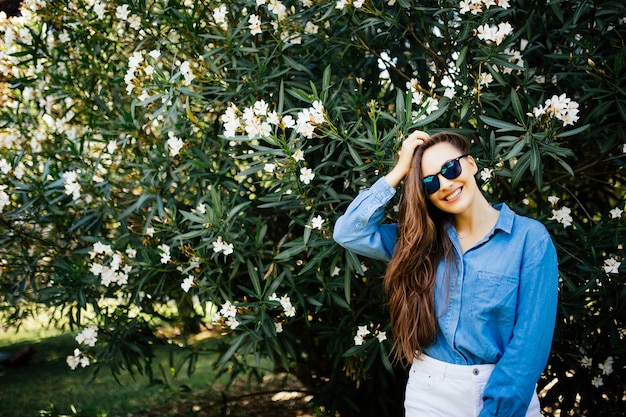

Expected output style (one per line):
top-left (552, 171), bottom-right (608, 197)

top-left (0, 320), bottom-right (315, 417)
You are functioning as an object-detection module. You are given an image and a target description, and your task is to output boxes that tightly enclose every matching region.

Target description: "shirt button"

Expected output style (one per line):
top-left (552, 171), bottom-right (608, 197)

top-left (473, 368), bottom-right (480, 376)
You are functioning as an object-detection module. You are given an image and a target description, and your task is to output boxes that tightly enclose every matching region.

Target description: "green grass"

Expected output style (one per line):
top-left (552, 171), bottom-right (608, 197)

top-left (0, 324), bottom-right (231, 417)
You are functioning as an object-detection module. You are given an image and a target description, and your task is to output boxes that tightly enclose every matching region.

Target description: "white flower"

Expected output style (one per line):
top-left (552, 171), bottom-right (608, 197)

top-left (480, 168), bottom-right (493, 182)
top-left (66, 354), bottom-right (80, 370)
top-left (213, 4), bottom-right (229, 30)
top-left (476, 21), bottom-right (513, 45)
top-left (196, 203), bottom-right (207, 214)
top-left (220, 300), bottom-right (237, 317)
top-left (167, 132), bottom-right (184, 157)
top-left (92, 241), bottom-right (113, 257)
top-left (0, 187), bottom-right (8, 212)
top-left (149, 49), bottom-right (161, 60)
top-left (279, 295), bottom-right (296, 317)
top-left (591, 375), bottom-right (604, 388)
top-left (599, 356), bottom-right (614, 375)
top-left (213, 236), bottom-right (234, 256)
top-left (311, 215), bottom-right (324, 230)
top-left (75, 326), bottom-right (98, 347)
top-left (304, 21), bottom-right (319, 34)
top-left (248, 14), bottom-right (262, 35)
top-left (623, 143), bottom-right (626, 154)
top-left (181, 275), bottom-right (194, 292)
top-left (299, 167), bottom-right (315, 184)
top-left (354, 335), bottom-right (364, 345)
top-left (225, 316), bottom-right (239, 329)
top-left (66, 348), bottom-right (90, 370)
top-left (478, 72), bottom-right (493, 86)
top-left (116, 4), bottom-right (130, 20)
top-left (158, 244), bottom-right (171, 264)
top-left (0, 158), bottom-right (11, 174)
top-left (264, 163), bottom-right (276, 173)
top-left (603, 257), bottom-right (620, 274)
top-left (609, 207), bottom-right (623, 219)
top-left (145, 227), bottom-right (155, 237)
top-left (275, 322), bottom-right (283, 333)
top-left (550, 206), bottom-right (573, 228)
top-left (62, 171), bottom-right (81, 201)
top-left (292, 149), bottom-right (304, 162)
top-left (376, 331), bottom-right (387, 343)
top-left (331, 266), bottom-right (341, 276)
top-left (548, 195), bottom-right (560, 206)
top-left (282, 115), bottom-right (295, 129)
top-left (356, 325), bottom-right (370, 337)
top-left (580, 356), bottom-right (592, 368)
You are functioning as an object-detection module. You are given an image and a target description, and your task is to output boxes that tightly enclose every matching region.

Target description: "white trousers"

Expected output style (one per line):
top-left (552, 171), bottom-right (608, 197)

top-left (404, 354), bottom-right (541, 417)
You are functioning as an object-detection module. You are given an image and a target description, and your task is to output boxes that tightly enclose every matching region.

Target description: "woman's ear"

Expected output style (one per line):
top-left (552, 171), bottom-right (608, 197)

top-left (467, 155), bottom-right (479, 176)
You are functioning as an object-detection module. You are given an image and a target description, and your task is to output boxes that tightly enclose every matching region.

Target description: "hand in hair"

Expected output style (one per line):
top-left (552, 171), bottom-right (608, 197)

top-left (385, 130), bottom-right (429, 187)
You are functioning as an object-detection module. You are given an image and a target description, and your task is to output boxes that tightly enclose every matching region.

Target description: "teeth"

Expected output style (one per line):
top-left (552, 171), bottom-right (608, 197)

top-left (446, 188), bottom-right (461, 201)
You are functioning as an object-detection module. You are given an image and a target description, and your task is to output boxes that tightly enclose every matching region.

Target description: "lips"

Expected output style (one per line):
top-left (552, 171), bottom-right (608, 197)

top-left (444, 187), bottom-right (462, 202)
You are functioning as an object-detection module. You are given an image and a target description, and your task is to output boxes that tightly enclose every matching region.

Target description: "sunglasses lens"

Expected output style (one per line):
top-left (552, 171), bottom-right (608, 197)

top-left (441, 159), bottom-right (462, 180)
top-left (423, 176), bottom-right (439, 194)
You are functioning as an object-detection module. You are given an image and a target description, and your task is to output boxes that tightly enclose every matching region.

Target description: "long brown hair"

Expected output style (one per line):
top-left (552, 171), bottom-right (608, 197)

top-left (384, 132), bottom-right (470, 366)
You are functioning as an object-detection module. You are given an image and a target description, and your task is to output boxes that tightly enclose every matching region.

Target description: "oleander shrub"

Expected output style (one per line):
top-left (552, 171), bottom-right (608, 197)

top-left (0, 0), bottom-right (624, 415)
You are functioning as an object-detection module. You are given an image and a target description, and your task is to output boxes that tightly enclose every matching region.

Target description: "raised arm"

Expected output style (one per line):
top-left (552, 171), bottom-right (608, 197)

top-left (333, 131), bottom-right (428, 261)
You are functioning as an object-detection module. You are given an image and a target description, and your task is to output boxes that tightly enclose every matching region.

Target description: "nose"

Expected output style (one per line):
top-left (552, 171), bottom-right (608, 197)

top-left (437, 174), bottom-right (454, 190)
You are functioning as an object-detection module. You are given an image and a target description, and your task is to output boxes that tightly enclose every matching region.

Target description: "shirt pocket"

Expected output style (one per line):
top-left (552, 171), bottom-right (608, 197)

top-left (469, 271), bottom-right (519, 326)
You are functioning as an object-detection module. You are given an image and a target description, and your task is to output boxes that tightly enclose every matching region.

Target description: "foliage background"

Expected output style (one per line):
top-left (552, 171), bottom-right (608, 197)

top-left (0, 0), bottom-right (624, 415)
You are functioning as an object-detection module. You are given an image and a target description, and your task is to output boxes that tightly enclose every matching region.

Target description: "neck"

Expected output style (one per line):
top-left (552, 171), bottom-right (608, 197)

top-left (453, 197), bottom-right (497, 238)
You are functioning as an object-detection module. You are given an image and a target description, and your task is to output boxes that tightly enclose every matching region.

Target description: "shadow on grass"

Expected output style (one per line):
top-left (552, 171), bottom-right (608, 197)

top-left (0, 332), bottom-right (316, 417)
top-left (0, 332), bottom-right (223, 417)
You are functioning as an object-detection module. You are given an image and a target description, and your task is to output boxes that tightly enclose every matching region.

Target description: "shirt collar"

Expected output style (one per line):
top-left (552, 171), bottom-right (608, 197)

top-left (444, 203), bottom-right (515, 240)
top-left (493, 203), bottom-right (514, 235)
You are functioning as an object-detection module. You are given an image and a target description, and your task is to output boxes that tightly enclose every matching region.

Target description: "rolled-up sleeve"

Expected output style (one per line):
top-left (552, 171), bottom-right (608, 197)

top-left (333, 177), bottom-right (398, 262)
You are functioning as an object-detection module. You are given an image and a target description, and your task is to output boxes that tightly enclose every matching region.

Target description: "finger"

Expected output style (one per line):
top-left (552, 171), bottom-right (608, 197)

top-left (407, 130), bottom-right (429, 142)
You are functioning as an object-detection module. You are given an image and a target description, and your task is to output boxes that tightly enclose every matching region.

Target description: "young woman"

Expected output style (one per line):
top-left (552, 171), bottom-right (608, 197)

top-left (333, 130), bottom-right (558, 417)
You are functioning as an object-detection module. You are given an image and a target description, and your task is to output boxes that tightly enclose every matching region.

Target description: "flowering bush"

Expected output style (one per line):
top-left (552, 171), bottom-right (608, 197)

top-left (0, 0), bottom-right (624, 415)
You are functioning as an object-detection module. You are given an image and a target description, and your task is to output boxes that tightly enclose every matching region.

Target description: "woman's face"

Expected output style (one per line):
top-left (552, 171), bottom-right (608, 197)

top-left (420, 142), bottom-right (478, 215)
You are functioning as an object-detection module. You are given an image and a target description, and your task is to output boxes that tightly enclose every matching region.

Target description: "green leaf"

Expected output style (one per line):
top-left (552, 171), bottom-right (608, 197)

top-left (479, 116), bottom-right (525, 132)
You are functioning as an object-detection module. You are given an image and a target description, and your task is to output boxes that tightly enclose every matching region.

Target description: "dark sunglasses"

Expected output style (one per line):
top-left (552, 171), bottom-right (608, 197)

top-left (422, 154), bottom-right (470, 194)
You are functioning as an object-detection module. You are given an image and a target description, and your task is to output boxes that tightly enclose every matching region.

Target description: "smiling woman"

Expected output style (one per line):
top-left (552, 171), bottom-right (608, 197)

top-left (334, 130), bottom-right (559, 417)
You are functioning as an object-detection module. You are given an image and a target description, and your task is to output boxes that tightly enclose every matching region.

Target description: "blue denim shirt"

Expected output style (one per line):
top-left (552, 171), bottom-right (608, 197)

top-left (333, 177), bottom-right (558, 417)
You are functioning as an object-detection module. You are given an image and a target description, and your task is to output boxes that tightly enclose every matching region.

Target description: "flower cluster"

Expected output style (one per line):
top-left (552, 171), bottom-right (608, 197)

top-left (353, 324), bottom-right (387, 346)
top-left (550, 205), bottom-right (573, 228)
top-left (75, 325), bottom-right (99, 347)
top-left (269, 292), bottom-right (296, 318)
top-left (211, 292), bottom-right (297, 333)
top-left (336, 0), bottom-right (365, 10)
top-left (89, 242), bottom-right (134, 287)
top-left (66, 325), bottom-right (99, 369)
top-left (459, 0), bottom-right (511, 15)
top-left (221, 100), bottom-right (325, 140)
top-left (212, 236), bottom-right (234, 256)
top-left (212, 300), bottom-right (240, 329)
top-left (66, 348), bottom-right (90, 370)
top-left (405, 79), bottom-right (440, 120)
top-left (532, 93), bottom-right (580, 126)
top-left (590, 356), bottom-right (614, 388)
top-left (476, 21), bottom-right (514, 46)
